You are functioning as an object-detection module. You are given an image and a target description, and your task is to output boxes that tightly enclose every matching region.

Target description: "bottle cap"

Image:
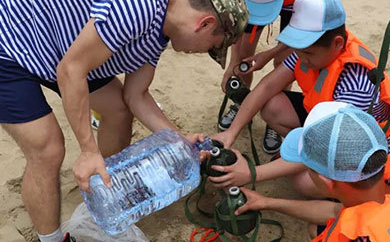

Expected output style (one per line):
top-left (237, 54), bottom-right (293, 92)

top-left (239, 62), bottom-right (250, 72)
top-left (229, 186), bottom-right (240, 196)
top-left (210, 147), bottom-right (221, 157)
top-left (229, 78), bottom-right (240, 90)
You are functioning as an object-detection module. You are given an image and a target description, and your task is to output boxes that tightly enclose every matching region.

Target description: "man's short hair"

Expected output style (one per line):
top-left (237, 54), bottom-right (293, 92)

top-left (188, 0), bottom-right (224, 34)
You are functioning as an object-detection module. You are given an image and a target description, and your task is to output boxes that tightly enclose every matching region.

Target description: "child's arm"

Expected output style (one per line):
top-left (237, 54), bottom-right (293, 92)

top-left (211, 64), bottom-right (295, 148)
top-left (235, 187), bottom-right (342, 225)
top-left (243, 43), bottom-right (290, 74)
top-left (209, 150), bottom-right (306, 187)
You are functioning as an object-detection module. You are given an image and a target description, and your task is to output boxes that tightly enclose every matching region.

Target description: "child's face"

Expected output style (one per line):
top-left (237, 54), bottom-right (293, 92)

top-left (294, 36), bottom-right (345, 71)
top-left (295, 45), bottom-right (340, 71)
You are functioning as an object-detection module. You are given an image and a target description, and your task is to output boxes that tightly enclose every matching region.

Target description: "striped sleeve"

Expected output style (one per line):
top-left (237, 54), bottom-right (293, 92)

top-left (334, 62), bottom-right (390, 121)
top-left (283, 52), bottom-right (298, 72)
top-left (335, 63), bottom-right (390, 148)
top-left (333, 63), bottom-right (378, 111)
top-left (90, 0), bottom-right (157, 53)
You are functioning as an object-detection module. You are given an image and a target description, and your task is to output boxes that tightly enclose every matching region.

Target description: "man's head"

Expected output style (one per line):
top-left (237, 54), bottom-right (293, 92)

top-left (207, 0), bottom-right (249, 68)
top-left (281, 102), bottom-right (388, 197)
top-left (276, 0), bottom-right (346, 70)
top-left (168, 0), bottom-right (248, 69)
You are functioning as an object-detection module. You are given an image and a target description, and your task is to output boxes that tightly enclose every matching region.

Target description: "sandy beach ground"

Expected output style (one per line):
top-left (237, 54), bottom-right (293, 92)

top-left (1, 0), bottom-right (390, 241)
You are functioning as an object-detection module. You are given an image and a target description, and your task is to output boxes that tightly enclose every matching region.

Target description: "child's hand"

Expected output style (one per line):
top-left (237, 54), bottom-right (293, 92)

top-left (242, 52), bottom-right (269, 74)
top-left (234, 187), bottom-right (269, 215)
top-left (221, 64), bottom-right (236, 93)
top-left (208, 149), bottom-right (252, 188)
top-left (210, 131), bottom-right (235, 149)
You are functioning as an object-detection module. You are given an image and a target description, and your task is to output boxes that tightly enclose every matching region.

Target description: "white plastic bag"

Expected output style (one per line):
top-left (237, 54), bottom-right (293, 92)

top-left (62, 203), bottom-right (149, 242)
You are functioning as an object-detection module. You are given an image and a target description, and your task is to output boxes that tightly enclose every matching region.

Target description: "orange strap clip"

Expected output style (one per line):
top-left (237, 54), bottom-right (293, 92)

top-left (190, 227), bottom-right (221, 242)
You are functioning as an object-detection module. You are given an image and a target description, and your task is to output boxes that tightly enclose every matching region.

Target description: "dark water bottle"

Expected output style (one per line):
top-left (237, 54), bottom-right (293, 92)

top-left (216, 187), bottom-right (258, 236)
top-left (226, 76), bottom-right (250, 105)
top-left (203, 147), bottom-right (237, 177)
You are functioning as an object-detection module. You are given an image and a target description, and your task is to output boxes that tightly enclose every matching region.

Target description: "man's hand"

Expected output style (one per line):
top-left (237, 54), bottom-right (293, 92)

top-left (208, 149), bottom-right (252, 188)
top-left (235, 187), bottom-right (270, 215)
top-left (185, 133), bottom-right (210, 160)
top-left (73, 151), bottom-right (111, 192)
top-left (185, 133), bottom-right (206, 144)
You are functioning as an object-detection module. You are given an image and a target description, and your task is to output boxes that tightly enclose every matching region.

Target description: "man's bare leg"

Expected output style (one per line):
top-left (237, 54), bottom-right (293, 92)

top-left (2, 113), bottom-right (65, 239)
top-left (89, 77), bottom-right (133, 157)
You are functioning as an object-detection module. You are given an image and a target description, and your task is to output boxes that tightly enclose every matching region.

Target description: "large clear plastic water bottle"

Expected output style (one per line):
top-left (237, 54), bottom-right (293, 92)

top-left (81, 129), bottom-right (213, 235)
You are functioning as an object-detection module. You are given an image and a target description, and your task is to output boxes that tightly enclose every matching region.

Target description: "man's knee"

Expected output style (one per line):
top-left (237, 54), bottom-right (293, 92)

top-left (100, 97), bottom-right (133, 123)
top-left (30, 133), bottom-right (65, 170)
top-left (101, 108), bottom-right (133, 126)
top-left (2, 120), bottom-right (65, 167)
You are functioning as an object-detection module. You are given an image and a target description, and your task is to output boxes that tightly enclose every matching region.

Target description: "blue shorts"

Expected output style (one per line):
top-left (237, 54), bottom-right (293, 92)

top-left (0, 57), bottom-right (115, 124)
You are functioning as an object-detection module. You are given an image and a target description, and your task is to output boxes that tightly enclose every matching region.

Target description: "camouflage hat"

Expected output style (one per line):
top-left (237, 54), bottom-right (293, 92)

top-left (208, 0), bottom-right (249, 69)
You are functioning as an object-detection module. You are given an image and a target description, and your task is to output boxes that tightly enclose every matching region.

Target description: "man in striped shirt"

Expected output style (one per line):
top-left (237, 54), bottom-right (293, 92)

top-left (209, 0), bottom-right (390, 198)
top-left (0, 0), bottom-right (248, 241)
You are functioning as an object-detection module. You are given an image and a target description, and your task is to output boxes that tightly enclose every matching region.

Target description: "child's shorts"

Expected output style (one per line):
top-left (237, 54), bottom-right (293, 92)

top-left (283, 90), bottom-right (308, 126)
top-left (0, 57), bottom-right (114, 124)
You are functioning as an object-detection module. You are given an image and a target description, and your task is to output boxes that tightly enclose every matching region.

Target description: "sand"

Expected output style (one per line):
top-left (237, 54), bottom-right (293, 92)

top-left (1, 0), bottom-right (390, 241)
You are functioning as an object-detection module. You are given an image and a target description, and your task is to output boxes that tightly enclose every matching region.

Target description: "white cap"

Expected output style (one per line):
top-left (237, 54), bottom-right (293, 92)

top-left (277, 0), bottom-right (346, 49)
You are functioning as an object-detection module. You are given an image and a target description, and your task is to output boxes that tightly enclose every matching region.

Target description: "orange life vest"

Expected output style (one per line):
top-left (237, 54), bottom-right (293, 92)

top-left (283, 0), bottom-right (295, 6)
top-left (311, 194), bottom-right (390, 242)
top-left (293, 30), bottom-right (390, 136)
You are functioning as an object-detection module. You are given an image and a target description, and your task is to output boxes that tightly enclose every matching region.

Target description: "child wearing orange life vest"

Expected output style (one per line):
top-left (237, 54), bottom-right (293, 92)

top-left (209, 0), bottom-right (390, 197)
top-left (235, 102), bottom-right (390, 242)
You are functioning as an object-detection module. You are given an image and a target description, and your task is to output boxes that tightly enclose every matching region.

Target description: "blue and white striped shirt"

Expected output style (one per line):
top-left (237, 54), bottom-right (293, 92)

top-left (0, 0), bottom-right (169, 82)
top-left (283, 52), bottom-right (390, 123)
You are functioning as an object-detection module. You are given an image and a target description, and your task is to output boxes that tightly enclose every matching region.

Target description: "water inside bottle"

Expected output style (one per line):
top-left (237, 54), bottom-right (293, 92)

top-left (83, 140), bottom-right (201, 235)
